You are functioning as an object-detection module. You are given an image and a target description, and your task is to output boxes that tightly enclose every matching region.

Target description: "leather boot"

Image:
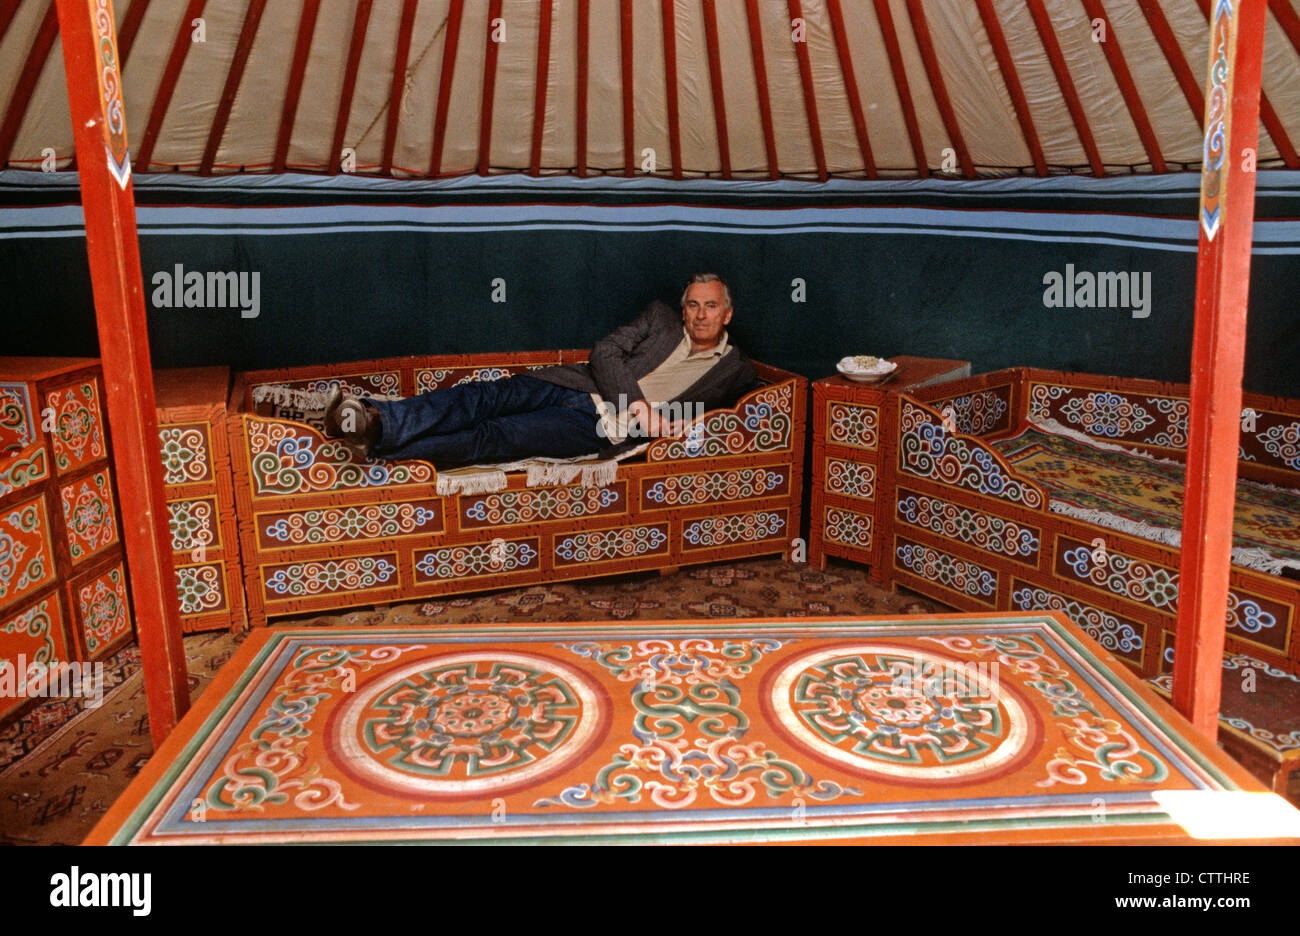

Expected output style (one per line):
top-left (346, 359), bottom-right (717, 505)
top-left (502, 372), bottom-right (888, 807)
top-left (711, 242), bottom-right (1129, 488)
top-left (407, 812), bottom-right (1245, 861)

top-left (321, 385), bottom-right (345, 438)
top-left (339, 399), bottom-right (381, 460)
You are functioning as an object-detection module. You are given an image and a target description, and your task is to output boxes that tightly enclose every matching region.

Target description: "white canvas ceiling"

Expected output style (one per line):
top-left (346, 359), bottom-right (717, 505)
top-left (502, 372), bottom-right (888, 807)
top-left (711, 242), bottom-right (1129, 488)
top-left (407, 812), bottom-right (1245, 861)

top-left (1, 0), bottom-right (1298, 179)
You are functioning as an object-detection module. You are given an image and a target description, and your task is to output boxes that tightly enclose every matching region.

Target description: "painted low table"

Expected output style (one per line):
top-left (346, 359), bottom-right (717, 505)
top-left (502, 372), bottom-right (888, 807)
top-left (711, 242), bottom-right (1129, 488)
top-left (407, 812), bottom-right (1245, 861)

top-left (88, 612), bottom-right (1300, 845)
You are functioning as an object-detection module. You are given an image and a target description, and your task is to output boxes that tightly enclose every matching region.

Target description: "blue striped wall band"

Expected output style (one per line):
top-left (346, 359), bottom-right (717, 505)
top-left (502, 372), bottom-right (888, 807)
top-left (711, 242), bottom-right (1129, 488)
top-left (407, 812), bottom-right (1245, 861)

top-left (4, 201), bottom-right (1299, 254)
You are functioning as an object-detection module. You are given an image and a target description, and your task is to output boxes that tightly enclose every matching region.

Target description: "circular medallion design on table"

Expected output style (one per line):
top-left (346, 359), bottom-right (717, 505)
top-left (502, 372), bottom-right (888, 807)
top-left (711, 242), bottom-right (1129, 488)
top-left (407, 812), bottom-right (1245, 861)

top-left (763, 644), bottom-right (1040, 785)
top-left (331, 651), bottom-right (608, 799)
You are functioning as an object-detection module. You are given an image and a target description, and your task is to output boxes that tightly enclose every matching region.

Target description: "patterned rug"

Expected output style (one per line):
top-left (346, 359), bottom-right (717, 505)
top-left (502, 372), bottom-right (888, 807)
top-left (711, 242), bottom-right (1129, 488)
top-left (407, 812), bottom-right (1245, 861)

top-left (994, 427), bottom-right (1300, 568)
top-left (0, 558), bottom-right (939, 845)
top-left (88, 612), bottom-right (1300, 845)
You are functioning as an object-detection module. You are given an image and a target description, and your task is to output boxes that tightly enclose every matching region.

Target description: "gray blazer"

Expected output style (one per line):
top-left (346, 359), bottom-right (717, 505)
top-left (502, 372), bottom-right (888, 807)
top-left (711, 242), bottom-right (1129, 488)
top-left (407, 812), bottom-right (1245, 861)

top-left (531, 300), bottom-right (764, 453)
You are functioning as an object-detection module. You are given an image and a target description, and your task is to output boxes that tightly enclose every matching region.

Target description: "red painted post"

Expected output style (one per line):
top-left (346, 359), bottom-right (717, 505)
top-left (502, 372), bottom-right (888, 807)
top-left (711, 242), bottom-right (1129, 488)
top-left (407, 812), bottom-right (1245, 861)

top-left (54, 0), bottom-right (189, 745)
top-left (1173, 0), bottom-right (1268, 738)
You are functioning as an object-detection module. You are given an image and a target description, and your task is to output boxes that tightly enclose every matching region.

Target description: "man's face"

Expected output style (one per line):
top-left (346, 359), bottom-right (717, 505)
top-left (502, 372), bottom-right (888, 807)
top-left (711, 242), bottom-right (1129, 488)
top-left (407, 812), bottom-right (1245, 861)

top-left (682, 281), bottom-right (733, 349)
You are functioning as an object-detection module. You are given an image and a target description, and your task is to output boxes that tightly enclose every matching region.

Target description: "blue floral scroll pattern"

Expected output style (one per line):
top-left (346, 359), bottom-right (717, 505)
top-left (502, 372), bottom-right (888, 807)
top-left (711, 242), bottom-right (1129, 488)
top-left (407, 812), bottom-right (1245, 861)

top-left (898, 402), bottom-right (1042, 509)
top-left (898, 493), bottom-right (1038, 559)
top-left (1061, 545), bottom-right (1278, 636)
top-left (895, 542), bottom-right (996, 598)
top-left (1011, 584), bottom-right (1142, 656)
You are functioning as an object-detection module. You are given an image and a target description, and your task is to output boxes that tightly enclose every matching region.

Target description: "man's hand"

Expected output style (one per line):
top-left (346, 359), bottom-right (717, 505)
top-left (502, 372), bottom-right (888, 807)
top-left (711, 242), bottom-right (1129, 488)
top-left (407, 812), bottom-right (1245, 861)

top-left (628, 399), bottom-right (683, 438)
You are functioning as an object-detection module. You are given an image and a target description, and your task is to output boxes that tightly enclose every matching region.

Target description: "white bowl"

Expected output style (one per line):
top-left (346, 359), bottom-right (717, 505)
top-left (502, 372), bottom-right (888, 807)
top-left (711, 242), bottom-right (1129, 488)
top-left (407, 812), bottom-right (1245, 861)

top-left (836, 358), bottom-right (897, 383)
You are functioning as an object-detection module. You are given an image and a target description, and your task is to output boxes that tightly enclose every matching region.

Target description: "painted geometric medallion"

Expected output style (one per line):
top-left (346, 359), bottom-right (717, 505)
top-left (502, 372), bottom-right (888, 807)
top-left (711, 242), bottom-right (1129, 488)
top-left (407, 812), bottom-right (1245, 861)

top-left (331, 651), bottom-right (609, 799)
top-left (763, 644), bottom-right (1037, 784)
top-left (60, 469), bottom-right (119, 563)
top-left (77, 562), bottom-right (132, 657)
top-left (45, 380), bottom-right (104, 474)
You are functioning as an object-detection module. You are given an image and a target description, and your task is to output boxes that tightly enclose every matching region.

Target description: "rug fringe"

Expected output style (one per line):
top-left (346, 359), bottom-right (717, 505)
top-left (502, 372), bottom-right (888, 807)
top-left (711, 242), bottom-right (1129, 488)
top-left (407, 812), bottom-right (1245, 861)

top-left (435, 444), bottom-right (648, 494)
top-left (251, 383), bottom-right (400, 413)
top-left (436, 470), bottom-right (509, 496)
top-left (527, 459), bottom-right (620, 488)
top-left (1028, 417), bottom-right (1186, 466)
top-left (1047, 501), bottom-right (1300, 575)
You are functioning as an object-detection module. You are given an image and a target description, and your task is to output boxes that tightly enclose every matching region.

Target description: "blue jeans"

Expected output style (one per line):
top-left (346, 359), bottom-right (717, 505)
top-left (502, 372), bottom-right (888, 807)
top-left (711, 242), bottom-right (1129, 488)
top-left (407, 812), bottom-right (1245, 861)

top-left (368, 375), bottom-right (605, 466)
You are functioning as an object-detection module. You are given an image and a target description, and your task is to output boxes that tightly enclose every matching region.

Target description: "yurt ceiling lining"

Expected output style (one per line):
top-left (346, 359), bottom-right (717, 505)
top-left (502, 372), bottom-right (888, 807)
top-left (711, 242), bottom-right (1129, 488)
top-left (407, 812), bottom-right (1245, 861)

top-left (1, 0), bottom-right (1299, 179)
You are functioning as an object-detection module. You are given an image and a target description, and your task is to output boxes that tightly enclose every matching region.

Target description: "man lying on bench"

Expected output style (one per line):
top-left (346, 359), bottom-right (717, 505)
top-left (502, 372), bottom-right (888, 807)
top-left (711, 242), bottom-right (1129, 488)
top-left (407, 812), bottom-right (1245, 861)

top-left (323, 273), bottom-right (764, 466)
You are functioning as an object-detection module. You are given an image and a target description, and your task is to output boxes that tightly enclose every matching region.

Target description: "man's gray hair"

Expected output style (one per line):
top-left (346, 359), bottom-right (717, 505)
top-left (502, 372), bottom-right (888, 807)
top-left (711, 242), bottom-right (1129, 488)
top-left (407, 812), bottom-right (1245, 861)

top-left (681, 273), bottom-right (732, 309)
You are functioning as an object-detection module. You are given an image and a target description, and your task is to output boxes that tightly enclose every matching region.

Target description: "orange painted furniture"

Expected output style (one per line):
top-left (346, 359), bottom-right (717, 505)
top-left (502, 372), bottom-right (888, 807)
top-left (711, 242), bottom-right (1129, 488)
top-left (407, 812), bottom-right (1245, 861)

top-left (871, 367), bottom-right (1300, 681)
top-left (226, 352), bottom-right (806, 626)
top-left (0, 357), bottom-right (134, 723)
top-left (154, 366), bottom-right (246, 633)
top-left (809, 356), bottom-right (971, 578)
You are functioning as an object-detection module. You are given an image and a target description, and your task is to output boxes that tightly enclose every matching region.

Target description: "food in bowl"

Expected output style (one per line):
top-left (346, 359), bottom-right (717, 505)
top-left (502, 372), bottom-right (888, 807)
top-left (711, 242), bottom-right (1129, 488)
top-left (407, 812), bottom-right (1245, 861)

top-left (836, 355), bottom-right (898, 382)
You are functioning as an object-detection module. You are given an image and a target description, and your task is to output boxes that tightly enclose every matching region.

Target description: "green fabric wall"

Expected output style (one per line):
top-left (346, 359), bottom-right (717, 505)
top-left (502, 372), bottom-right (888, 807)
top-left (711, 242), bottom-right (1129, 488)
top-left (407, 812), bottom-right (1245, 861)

top-left (4, 228), bottom-right (1296, 397)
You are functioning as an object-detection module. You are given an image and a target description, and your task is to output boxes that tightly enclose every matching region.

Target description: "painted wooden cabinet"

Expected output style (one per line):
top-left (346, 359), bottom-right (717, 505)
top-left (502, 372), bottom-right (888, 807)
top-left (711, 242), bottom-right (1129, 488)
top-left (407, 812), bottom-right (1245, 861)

top-left (809, 356), bottom-right (970, 578)
top-left (155, 366), bottom-right (246, 633)
top-left (0, 357), bottom-right (134, 722)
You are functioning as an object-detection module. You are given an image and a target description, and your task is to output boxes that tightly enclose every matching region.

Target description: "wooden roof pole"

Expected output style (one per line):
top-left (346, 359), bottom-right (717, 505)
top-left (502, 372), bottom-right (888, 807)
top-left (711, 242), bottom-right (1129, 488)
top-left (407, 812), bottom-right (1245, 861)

top-left (701, 0), bottom-right (733, 179)
top-left (975, 0), bottom-right (1046, 176)
top-left (661, 0), bottom-right (683, 179)
top-left (528, 0), bottom-right (553, 176)
top-left (1173, 0), bottom-right (1268, 738)
top-left (872, 0), bottom-right (929, 177)
top-left (1080, 0), bottom-right (1166, 172)
top-left (331, 0), bottom-right (373, 174)
top-left (382, 0), bottom-right (419, 176)
top-left (201, 0), bottom-right (268, 175)
top-left (576, 0), bottom-right (589, 176)
top-left (429, 0), bottom-right (465, 176)
top-left (272, 0), bottom-right (321, 173)
top-left (0, 3), bottom-right (59, 169)
top-left (54, 0), bottom-right (189, 746)
top-left (788, 0), bottom-right (828, 181)
top-left (826, 0), bottom-right (877, 178)
top-left (620, 0), bottom-right (634, 177)
top-left (744, 0), bottom-right (780, 178)
top-left (477, 0), bottom-right (503, 176)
